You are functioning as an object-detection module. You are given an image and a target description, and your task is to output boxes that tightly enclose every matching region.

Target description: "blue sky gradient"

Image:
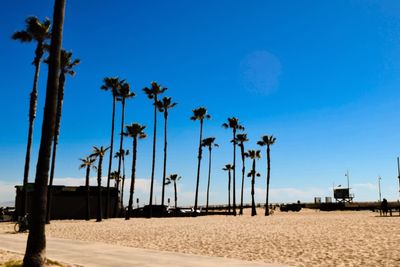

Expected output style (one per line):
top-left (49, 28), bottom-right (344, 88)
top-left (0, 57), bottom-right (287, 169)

top-left (1, 0), bottom-right (400, 205)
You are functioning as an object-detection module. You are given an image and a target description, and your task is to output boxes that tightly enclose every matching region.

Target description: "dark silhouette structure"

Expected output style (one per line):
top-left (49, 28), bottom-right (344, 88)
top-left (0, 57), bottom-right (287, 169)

top-left (222, 164), bottom-right (234, 213)
top-left (236, 133), bottom-right (249, 215)
top-left (201, 137), bottom-right (219, 214)
top-left (165, 174), bottom-right (182, 209)
top-left (245, 150), bottom-right (261, 216)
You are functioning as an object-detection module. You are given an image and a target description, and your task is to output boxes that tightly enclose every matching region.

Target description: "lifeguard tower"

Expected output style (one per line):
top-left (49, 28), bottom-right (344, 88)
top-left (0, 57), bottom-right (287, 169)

top-left (333, 170), bottom-right (355, 203)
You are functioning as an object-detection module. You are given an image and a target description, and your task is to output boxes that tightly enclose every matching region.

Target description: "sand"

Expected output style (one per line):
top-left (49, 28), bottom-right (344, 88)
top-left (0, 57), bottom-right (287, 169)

top-left (1, 209), bottom-right (399, 266)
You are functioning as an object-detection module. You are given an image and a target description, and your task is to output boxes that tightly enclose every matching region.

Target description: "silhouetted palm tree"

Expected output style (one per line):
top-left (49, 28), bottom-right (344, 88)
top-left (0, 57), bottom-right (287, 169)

top-left (114, 149), bottom-right (129, 207)
top-left (101, 77), bottom-right (123, 218)
top-left (156, 96), bottom-right (177, 209)
top-left (222, 164), bottom-right (234, 213)
top-left (165, 174), bottom-right (181, 209)
top-left (143, 81), bottom-right (167, 217)
top-left (110, 171), bottom-right (121, 188)
top-left (236, 133), bottom-right (249, 215)
top-left (90, 146), bottom-right (110, 222)
top-left (12, 16), bottom-right (51, 216)
top-left (257, 135), bottom-right (276, 216)
top-left (124, 123), bottom-right (146, 220)
top-left (46, 49), bottom-right (80, 224)
top-left (191, 107), bottom-right (211, 213)
top-left (115, 81), bottom-right (135, 216)
top-left (222, 117), bottom-right (244, 216)
top-left (201, 137), bottom-right (219, 214)
top-left (245, 150), bottom-right (261, 216)
top-left (23, 1), bottom-right (65, 265)
top-left (79, 156), bottom-right (96, 221)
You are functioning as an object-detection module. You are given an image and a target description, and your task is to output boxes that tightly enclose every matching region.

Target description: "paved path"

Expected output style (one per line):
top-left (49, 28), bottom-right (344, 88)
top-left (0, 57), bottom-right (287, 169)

top-left (0, 234), bottom-right (290, 267)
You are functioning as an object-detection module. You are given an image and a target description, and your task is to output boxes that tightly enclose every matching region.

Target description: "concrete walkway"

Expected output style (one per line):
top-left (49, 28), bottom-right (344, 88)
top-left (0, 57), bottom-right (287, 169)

top-left (0, 234), bottom-right (290, 267)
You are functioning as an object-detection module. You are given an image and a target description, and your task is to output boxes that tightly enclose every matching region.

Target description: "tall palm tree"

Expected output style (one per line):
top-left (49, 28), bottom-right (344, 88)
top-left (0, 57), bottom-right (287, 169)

top-left (12, 16), bottom-right (51, 216)
top-left (156, 96), bottom-right (177, 209)
top-left (114, 149), bottom-right (129, 207)
top-left (236, 133), bottom-right (249, 215)
top-left (201, 137), bottom-right (218, 215)
top-left (23, 1), bottom-right (65, 265)
top-left (143, 81), bottom-right (167, 217)
top-left (90, 146), bottom-right (110, 222)
top-left (165, 174), bottom-right (181, 209)
top-left (191, 107), bottom-right (211, 213)
top-left (124, 123), bottom-right (146, 220)
top-left (110, 171), bottom-right (121, 188)
top-left (222, 164), bottom-right (234, 213)
top-left (101, 77), bottom-right (123, 218)
top-left (46, 49), bottom-right (80, 224)
top-left (115, 81), bottom-right (135, 216)
top-left (222, 117), bottom-right (244, 216)
top-left (257, 135), bottom-right (276, 216)
top-left (79, 156), bottom-right (96, 221)
top-left (245, 150), bottom-right (261, 216)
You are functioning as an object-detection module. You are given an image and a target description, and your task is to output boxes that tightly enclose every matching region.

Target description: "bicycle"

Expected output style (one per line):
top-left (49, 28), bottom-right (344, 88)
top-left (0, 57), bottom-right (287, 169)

top-left (14, 213), bottom-right (29, 233)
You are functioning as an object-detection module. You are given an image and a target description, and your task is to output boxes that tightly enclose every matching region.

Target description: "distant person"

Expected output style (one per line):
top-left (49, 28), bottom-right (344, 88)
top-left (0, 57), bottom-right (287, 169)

top-left (381, 198), bottom-right (388, 216)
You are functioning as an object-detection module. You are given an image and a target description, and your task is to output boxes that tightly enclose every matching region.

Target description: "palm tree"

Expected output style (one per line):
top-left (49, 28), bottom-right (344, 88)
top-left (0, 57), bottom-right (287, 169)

top-left (110, 171), bottom-right (121, 188)
top-left (101, 77), bottom-right (124, 218)
top-left (191, 107), bottom-right (211, 213)
top-left (201, 137), bottom-right (218, 214)
top-left (257, 135), bottom-right (277, 216)
top-left (114, 149), bottom-right (129, 207)
top-left (165, 174), bottom-right (181, 209)
top-left (236, 133), bottom-right (249, 215)
top-left (46, 49), bottom-right (80, 224)
top-left (79, 156), bottom-right (96, 221)
top-left (245, 150), bottom-right (261, 216)
top-left (115, 81), bottom-right (135, 216)
top-left (12, 16), bottom-right (51, 216)
top-left (90, 146), bottom-right (110, 222)
top-left (143, 82), bottom-right (167, 217)
top-left (222, 117), bottom-right (244, 216)
top-left (222, 164), bottom-right (234, 214)
top-left (124, 123), bottom-right (146, 220)
top-left (23, 1), bottom-right (65, 265)
top-left (156, 96), bottom-right (177, 209)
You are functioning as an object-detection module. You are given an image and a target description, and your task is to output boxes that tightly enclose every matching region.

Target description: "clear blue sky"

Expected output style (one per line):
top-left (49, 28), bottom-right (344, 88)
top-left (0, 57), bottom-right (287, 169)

top-left (1, 0), bottom-right (400, 205)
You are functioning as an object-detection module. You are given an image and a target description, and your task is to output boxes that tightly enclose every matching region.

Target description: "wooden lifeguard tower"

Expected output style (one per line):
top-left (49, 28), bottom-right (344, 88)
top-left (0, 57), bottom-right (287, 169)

top-left (333, 170), bottom-right (355, 203)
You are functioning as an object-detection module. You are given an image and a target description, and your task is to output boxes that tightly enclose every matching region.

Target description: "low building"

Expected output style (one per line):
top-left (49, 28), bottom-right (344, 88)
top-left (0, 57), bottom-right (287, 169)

top-left (15, 183), bottom-right (121, 220)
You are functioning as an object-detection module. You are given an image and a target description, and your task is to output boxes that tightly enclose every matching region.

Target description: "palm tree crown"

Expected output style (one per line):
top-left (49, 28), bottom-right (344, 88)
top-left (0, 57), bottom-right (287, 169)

top-left (12, 16), bottom-right (51, 42)
top-left (165, 174), bottom-right (181, 185)
top-left (59, 49), bottom-right (80, 76)
top-left (190, 107), bottom-right (211, 121)
top-left (143, 81), bottom-right (167, 99)
top-left (79, 157), bottom-right (96, 170)
top-left (157, 96), bottom-right (177, 114)
top-left (236, 133), bottom-right (249, 144)
top-left (245, 150), bottom-right (261, 160)
top-left (90, 146), bottom-right (110, 158)
top-left (201, 137), bottom-right (219, 149)
top-left (125, 123), bottom-right (147, 139)
top-left (222, 117), bottom-right (245, 133)
top-left (117, 80), bottom-right (135, 101)
top-left (257, 135), bottom-right (276, 147)
top-left (223, 164), bottom-right (234, 171)
top-left (101, 77), bottom-right (124, 96)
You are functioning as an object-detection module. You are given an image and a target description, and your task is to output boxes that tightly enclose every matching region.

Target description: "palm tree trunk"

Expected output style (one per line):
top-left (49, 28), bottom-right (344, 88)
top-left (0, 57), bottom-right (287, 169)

top-left (239, 144), bottom-right (245, 215)
top-left (232, 129), bottom-right (237, 216)
top-left (46, 72), bottom-right (65, 224)
top-left (115, 98), bottom-right (126, 217)
top-left (265, 145), bottom-right (271, 216)
top-left (23, 0), bottom-right (65, 265)
top-left (97, 156), bottom-right (103, 222)
top-left (161, 112), bottom-right (168, 209)
top-left (228, 170), bottom-right (231, 214)
top-left (206, 147), bottom-right (212, 215)
top-left (174, 180), bottom-right (177, 209)
top-left (85, 166), bottom-right (90, 221)
top-left (105, 96), bottom-right (116, 219)
top-left (21, 41), bottom-right (44, 216)
top-left (251, 159), bottom-right (257, 216)
top-left (149, 96), bottom-right (158, 218)
top-left (194, 120), bottom-right (203, 213)
top-left (126, 138), bottom-right (137, 220)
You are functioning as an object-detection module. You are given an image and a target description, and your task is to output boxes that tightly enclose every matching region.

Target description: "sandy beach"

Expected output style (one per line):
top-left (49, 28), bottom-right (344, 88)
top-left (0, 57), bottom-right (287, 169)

top-left (1, 209), bottom-right (399, 267)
